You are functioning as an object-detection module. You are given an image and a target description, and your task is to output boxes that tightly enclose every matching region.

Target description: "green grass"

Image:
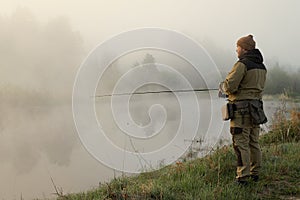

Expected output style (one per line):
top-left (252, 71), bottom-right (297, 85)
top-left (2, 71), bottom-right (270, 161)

top-left (57, 105), bottom-right (300, 200)
top-left (56, 141), bottom-right (300, 200)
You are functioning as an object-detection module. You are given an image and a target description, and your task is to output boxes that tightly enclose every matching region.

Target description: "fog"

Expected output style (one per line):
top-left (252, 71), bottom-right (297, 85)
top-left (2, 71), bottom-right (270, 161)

top-left (1, 1), bottom-right (300, 199)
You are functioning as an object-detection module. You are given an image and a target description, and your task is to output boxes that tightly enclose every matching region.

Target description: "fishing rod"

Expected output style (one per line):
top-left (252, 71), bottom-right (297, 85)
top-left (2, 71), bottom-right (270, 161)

top-left (94, 88), bottom-right (219, 98)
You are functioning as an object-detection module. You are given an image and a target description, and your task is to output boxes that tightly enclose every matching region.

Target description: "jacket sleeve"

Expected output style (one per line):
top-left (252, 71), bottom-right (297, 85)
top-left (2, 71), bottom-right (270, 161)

top-left (223, 62), bottom-right (246, 94)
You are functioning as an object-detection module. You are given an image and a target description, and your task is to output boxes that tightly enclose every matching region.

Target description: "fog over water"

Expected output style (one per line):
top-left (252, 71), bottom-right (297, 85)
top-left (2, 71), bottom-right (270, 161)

top-left (1, 1), bottom-right (300, 199)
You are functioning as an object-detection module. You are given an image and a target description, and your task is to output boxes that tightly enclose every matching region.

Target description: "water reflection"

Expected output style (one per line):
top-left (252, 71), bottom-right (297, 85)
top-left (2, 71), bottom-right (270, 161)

top-left (0, 91), bottom-right (294, 199)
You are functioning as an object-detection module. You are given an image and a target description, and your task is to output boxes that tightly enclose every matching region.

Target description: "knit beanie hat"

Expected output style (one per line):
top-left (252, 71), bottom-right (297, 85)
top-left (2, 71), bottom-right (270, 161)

top-left (237, 35), bottom-right (256, 50)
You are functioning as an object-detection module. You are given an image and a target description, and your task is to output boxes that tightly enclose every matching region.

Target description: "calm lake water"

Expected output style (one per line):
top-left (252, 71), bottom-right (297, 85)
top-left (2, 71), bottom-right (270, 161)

top-left (0, 91), bottom-right (296, 199)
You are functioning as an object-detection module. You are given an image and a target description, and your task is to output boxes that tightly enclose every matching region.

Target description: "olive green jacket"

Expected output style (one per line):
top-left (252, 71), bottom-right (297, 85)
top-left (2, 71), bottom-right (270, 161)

top-left (223, 49), bottom-right (267, 102)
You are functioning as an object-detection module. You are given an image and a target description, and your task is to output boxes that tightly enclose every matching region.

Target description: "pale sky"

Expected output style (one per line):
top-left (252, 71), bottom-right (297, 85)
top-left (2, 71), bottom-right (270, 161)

top-left (1, 0), bottom-right (300, 67)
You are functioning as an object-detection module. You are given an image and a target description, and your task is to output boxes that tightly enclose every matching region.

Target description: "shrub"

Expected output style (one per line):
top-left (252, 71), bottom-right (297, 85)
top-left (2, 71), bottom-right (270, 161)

top-left (261, 94), bottom-right (300, 145)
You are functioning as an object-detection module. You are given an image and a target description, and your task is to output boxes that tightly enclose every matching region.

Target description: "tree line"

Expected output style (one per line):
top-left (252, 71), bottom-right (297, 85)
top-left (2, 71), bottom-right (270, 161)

top-left (264, 64), bottom-right (300, 96)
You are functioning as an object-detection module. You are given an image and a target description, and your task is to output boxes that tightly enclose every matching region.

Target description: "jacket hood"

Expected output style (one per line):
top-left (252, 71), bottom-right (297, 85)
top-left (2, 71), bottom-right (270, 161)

top-left (239, 49), bottom-right (264, 64)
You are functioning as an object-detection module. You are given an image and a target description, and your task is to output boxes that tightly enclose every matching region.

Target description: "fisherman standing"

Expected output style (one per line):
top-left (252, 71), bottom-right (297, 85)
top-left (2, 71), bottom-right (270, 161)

top-left (219, 35), bottom-right (267, 185)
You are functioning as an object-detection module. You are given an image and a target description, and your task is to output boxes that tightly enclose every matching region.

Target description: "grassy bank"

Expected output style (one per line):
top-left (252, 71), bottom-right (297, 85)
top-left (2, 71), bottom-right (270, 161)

top-left (57, 106), bottom-right (300, 200)
top-left (57, 143), bottom-right (299, 199)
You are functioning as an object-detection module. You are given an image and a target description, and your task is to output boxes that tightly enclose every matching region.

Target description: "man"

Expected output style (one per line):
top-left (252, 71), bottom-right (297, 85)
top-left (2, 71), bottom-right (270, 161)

top-left (220, 35), bottom-right (267, 185)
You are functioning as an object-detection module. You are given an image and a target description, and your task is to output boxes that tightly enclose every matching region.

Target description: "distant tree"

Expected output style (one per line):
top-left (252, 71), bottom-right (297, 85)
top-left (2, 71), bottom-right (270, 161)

top-left (0, 8), bottom-right (84, 173)
top-left (0, 7), bottom-right (84, 99)
top-left (139, 53), bottom-right (159, 91)
top-left (264, 64), bottom-right (292, 94)
top-left (142, 53), bottom-right (156, 64)
top-left (289, 68), bottom-right (300, 95)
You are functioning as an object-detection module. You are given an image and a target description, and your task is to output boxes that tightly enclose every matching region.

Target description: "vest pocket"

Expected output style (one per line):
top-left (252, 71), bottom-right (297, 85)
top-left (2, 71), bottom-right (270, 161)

top-left (249, 100), bottom-right (268, 125)
top-left (230, 127), bottom-right (243, 135)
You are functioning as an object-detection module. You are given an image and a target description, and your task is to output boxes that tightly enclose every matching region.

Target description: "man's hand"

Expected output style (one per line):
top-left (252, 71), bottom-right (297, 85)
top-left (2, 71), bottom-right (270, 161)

top-left (218, 82), bottom-right (228, 98)
top-left (218, 90), bottom-right (227, 98)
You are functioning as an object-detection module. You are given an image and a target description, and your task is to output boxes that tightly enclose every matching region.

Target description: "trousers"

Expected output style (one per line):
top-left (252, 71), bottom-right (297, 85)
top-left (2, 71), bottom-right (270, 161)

top-left (230, 110), bottom-right (262, 180)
